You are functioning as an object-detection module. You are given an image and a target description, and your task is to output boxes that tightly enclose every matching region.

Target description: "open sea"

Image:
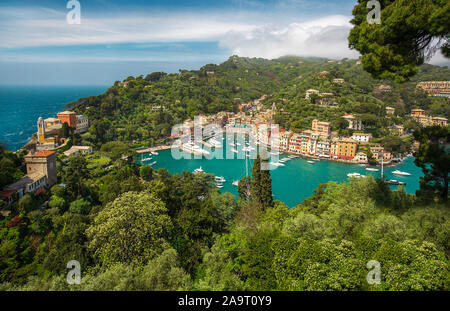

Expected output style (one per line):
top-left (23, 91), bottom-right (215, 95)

top-left (0, 85), bottom-right (423, 206)
top-left (0, 85), bottom-right (108, 152)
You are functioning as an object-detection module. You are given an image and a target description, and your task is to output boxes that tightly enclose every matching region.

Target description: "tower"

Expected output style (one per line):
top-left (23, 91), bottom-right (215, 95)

top-left (37, 117), bottom-right (45, 144)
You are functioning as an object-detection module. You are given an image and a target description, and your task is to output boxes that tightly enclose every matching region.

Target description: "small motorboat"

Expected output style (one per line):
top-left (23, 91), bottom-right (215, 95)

top-left (215, 176), bottom-right (226, 183)
top-left (141, 157), bottom-right (153, 162)
top-left (347, 172), bottom-right (364, 178)
top-left (232, 180), bottom-right (239, 186)
top-left (366, 168), bottom-right (379, 172)
top-left (231, 148), bottom-right (238, 153)
top-left (307, 160), bottom-right (315, 164)
top-left (150, 161), bottom-right (157, 166)
top-left (151, 151), bottom-right (159, 155)
top-left (269, 161), bottom-right (285, 167)
top-left (392, 170), bottom-right (411, 176)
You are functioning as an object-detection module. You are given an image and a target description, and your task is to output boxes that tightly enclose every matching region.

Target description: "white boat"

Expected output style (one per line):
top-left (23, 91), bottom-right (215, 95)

top-left (269, 161), bottom-right (285, 167)
top-left (216, 185), bottom-right (224, 189)
top-left (347, 172), bottom-right (366, 178)
top-left (194, 167), bottom-right (204, 173)
top-left (215, 176), bottom-right (226, 183)
top-left (270, 152), bottom-right (280, 156)
top-left (150, 161), bottom-right (157, 166)
top-left (151, 151), bottom-right (159, 155)
top-left (183, 142), bottom-right (210, 155)
top-left (229, 143), bottom-right (236, 147)
top-left (232, 180), bottom-right (239, 186)
top-left (236, 143), bottom-right (242, 146)
top-left (231, 148), bottom-right (238, 153)
top-left (142, 157), bottom-right (153, 162)
top-left (208, 138), bottom-right (222, 148)
top-left (366, 168), bottom-right (379, 172)
top-left (307, 160), bottom-right (315, 164)
top-left (392, 170), bottom-right (411, 176)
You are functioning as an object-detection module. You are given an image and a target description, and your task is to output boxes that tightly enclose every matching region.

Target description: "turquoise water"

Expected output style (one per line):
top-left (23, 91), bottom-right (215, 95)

top-left (0, 86), bottom-right (108, 151)
top-left (138, 139), bottom-right (423, 207)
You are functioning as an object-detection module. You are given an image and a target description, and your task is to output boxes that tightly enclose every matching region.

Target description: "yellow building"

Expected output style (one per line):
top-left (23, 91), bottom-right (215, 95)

top-left (279, 131), bottom-right (293, 152)
top-left (416, 81), bottom-right (450, 95)
top-left (312, 119), bottom-right (331, 137)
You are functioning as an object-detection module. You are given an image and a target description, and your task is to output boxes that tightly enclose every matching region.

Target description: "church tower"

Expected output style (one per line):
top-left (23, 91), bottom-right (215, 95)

top-left (37, 117), bottom-right (45, 144)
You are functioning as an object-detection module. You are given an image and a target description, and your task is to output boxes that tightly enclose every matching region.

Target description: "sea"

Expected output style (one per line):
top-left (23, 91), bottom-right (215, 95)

top-left (0, 85), bottom-right (422, 206)
top-left (0, 85), bottom-right (108, 152)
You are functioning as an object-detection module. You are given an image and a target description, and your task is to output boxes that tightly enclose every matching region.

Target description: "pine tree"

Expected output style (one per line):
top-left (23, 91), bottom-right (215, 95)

top-left (250, 154), bottom-right (274, 209)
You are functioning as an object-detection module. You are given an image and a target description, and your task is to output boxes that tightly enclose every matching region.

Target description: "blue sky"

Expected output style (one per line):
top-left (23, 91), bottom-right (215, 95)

top-left (0, 0), bottom-right (447, 85)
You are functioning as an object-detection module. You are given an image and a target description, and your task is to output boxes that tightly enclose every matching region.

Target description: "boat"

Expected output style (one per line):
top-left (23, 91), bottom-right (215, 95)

top-left (236, 143), bottom-right (242, 146)
top-left (214, 176), bottom-right (226, 183)
top-left (232, 180), bottom-right (239, 186)
top-left (229, 143), bottom-right (236, 147)
top-left (386, 180), bottom-right (407, 185)
top-left (151, 151), bottom-right (159, 155)
top-left (366, 168), bottom-right (379, 172)
top-left (392, 170), bottom-right (411, 176)
top-left (270, 152), bottom-right (280, 156)
top-left (269, 161), bottom-right (285, 167)
top-left (194, 167), bottom-right (204, 173)
top-left (216, 185), bottom-right (224, 189)
top-left (231, 148), bottom-right (238, 153)
top-left (183, 142), bottom-right (210, 155)
top-left (141, 157), bottom-right (153, 162)
top-left (208, 138), bottom-right (222, 148)
top-left (150, 161), bottom-right (157, 166)
top-left (347, 172), bottom-right (364, 178)
top-left (307, 160), bottom-right (315, 164)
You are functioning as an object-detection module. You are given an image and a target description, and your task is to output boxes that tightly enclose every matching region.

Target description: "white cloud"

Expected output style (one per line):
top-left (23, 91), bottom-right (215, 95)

top-left (219, 15), bottom-right (360, 59)
top-left (0, 6), bottom-right (359, 60)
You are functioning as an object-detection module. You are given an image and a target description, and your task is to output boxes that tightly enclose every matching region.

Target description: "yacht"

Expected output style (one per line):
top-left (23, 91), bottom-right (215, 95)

top-left (216, 184), bottom-right (224, 189)
top-left (229, 143), bottom-right (236, 147)
top-left (183, 142), bottom-right (210, 155)
top-left (150, 161), bottom-right (157, 166)
top-left (208, 139), bottom-right (222, 149)
top-left (194, 167), bottom-right (205, 174)
top-left (386, 180), bottom-right (407, 185)
top-left (151, 151), bottom-right (159, 156)
top-left (269, 161), bottom-right (285, 167)
top-left (214, 176), bottom-right (226, 183)
top-left (141, 157), bottom-right (153, 162)
top-left (392, 170), bottom-right (411, 176)
top-left (347, 172), bottom-right (364, 178)
top-left (236, 143), bottom-right (242, 146)
top-left (307, 160), bottom-right (315, 164)
top-left (231, 148), bottom-right (238, 153)
top-left (232, 180), bottom-right (239, 186)
top-left (366, 168), bottom-right (379, 172)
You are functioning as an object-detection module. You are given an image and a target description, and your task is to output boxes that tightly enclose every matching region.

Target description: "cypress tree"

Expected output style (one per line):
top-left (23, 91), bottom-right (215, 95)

top-left (250, 154), bottom-right (274, 209)
top-left (250, 155), bottom-right (262, 204)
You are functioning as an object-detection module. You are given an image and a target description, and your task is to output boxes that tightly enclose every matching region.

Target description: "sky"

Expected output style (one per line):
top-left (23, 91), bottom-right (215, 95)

top-left (0, 0), bottom-right (448, 86)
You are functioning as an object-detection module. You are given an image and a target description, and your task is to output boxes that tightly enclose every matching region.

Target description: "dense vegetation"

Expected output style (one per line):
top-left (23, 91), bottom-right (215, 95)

top-left (0, 156), bottom-right (448, 290)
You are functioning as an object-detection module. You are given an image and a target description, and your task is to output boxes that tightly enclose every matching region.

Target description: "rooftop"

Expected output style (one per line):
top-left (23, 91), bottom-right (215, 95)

top-left (32, 150), bottom-right (55, 157)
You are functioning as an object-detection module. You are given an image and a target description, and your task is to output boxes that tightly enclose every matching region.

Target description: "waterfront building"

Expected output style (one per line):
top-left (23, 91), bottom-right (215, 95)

top-left (351, 133), bottom-right (372, 143)
top-left (330, 137), bottom-right (358, 160)
top-left (312, 119), bottom-right (331, 136)
top-left (343, 114), bottom-right (363, 130)
top-left (354, 152), bottom-right (368, 164)
top-left (279, 131), bottom-right (293, 152)
top-left (370, 146), bottom-right (392, 162)
top-left (316, 139), bottom-right (331, 157)
top-left (288, 133), bottom-right (302, 154)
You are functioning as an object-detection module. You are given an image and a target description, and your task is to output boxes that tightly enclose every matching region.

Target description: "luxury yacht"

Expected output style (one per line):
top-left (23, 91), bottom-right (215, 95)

top-left (392, 170), bottom-right (411, 176)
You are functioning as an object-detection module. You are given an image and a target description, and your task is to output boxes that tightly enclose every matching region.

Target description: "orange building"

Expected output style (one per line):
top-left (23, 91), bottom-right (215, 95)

top-left (410, 109), bottom-right (426, 118)
top-left (330, 137), bottom-right (358, 160)
top-left (57, 111), bottom-right (77, 128)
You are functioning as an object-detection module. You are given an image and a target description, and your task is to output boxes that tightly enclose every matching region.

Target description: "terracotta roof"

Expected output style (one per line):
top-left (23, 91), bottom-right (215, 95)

top-left (32, 150), bottom-right (55, 157)
top-left (0, 190), bottom-right (16, 198)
